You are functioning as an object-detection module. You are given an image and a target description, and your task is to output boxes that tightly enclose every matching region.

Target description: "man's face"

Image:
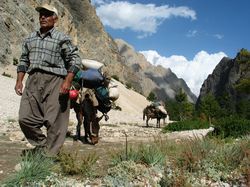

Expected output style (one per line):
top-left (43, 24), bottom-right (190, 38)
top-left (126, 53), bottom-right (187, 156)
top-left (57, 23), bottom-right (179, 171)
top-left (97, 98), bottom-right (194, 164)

top-left (39, 9), bottom-right (57, 30)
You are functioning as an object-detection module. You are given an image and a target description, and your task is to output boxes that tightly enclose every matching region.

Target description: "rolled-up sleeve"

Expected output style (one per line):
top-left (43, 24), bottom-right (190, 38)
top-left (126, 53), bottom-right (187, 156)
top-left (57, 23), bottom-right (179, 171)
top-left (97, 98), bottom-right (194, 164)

top-left (61, 39), bottom-right (81, 74)
top-left (17, 40), bottom-right (30, 73)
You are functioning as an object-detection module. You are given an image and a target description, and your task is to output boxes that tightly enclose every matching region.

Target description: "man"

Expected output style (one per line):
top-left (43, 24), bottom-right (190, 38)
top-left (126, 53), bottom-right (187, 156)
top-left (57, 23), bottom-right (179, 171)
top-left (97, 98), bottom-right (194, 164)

top-left (14, 4), bottom-right (81, 156)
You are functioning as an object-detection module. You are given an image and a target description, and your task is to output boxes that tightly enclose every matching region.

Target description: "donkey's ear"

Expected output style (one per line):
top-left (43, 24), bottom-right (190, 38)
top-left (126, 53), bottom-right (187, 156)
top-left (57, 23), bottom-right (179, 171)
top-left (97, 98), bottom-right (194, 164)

top-left (102, 71), bottom-right (110, 79)
top-left (102, 71), bottom-right (111, 86)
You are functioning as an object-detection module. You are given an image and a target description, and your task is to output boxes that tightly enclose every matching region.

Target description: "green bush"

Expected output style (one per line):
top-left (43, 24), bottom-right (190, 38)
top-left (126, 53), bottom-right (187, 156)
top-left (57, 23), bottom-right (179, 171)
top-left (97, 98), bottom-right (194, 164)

top-left (3, 151), bottom-right (54, 186)
top-left (58, 149), bottom-right (98, 177)
top-left (162, 120), bottom-right (210, 132)
top-left (147, 91), bottom-right (157, 102)
top-left (209, 116), bottom-right (250, 138)
top-left (235, 78), bottom-right (250, 94)
top-left (236, 48), bottom-right (250, 64)
top-left (139, 144), bottom-right (165, 166)
top-left (110, 146), bottom-right (141, 166)
top-left (160, 137), bottom-right (250, 186)
top-left (110, 143), bottom-right (165, 167)
top-left (103, 160), bottom-right (161, 187)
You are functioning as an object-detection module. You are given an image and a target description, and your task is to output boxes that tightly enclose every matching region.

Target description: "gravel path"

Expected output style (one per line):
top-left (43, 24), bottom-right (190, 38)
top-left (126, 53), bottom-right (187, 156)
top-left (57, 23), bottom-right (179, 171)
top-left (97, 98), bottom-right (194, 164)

top-left (0, 75), bottom-right (21, 123)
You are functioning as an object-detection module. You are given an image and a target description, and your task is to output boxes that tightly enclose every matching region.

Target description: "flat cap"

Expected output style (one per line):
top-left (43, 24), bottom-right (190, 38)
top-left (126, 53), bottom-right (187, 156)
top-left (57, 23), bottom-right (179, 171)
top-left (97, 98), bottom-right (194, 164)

top-left (35, 3), bottom-right (58, 16)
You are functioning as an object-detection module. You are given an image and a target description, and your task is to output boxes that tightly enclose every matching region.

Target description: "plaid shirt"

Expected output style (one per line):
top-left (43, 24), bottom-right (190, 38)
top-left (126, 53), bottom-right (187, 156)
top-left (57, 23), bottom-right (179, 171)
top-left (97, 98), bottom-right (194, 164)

top-left (17, 28), bottom-right (81, 76)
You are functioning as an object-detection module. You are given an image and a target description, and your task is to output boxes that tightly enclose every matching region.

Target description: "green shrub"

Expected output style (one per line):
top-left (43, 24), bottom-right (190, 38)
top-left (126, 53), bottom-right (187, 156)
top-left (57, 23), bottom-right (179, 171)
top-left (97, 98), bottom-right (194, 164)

top-left (159, 166), bottom-right (190, 187)
top-left (58, 149), bottom-right (98, 177)
top-left (236, 48), bottom-right (250, 64)
top-left (160, 137), bottom-right (250, 186)
top-left (58, 149), bottom-right (79, 175)
top-left (110, 143), bottom-right (165, 167)
top-left (139, 144), bottom-right (165, 166)
top-left (235, 78), bottom-right (250, 94)
top-left (103, 160), bottom-right (161, 187)
top-left (110, 146), bottom-right (141, 166)
top-left (209, 116), bottom-right (250, 138)
top-left (3, 151), bottom-right (54, 186)
top-left (162, 120), bottom-right (210, 132)
top-left (147, 91), bottom-right (157, 102)
top-left (199, 138), bottom-right (249, 184)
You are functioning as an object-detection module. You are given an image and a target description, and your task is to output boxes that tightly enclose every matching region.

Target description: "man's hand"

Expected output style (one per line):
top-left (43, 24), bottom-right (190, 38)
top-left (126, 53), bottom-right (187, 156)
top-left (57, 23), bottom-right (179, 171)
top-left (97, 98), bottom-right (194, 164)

top-left (15, 81), bottom-right (23, 96)
top-left (60, 72), bottom-right (75, 94)
top-left (60, 81), bottom-right (71, 94)
top-left (15, 72), bottom-right (25, 96)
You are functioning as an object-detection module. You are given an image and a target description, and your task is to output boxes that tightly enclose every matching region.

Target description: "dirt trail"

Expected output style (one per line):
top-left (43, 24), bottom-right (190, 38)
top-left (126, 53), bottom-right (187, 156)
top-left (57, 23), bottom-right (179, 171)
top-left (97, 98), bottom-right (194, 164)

top-left (0, 123), bottom-right (159, 181)
top-left (0, 120), bottom-right (213, 182)
top-left (0, 74), bottom-right (212, 182)
top-left (0, 74), bottom-right (157, 182)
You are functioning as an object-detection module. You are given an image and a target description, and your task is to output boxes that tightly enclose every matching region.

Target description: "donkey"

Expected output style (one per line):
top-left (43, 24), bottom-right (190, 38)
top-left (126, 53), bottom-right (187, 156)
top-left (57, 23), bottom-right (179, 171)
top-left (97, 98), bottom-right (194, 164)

top-left (143, 105), bottom-right (167, 128)
top-left (70, 91), bottom-right (103, 145)
top-left (70, 70), bottom-right (112, 144)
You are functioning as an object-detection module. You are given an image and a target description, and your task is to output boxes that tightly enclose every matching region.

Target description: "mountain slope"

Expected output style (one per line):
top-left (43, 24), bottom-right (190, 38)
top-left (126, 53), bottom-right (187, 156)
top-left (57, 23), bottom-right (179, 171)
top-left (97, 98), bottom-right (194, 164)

top-left (0, 74), bottom-right (150, 125)
top-left (115, 39), bottom-right (197, 103)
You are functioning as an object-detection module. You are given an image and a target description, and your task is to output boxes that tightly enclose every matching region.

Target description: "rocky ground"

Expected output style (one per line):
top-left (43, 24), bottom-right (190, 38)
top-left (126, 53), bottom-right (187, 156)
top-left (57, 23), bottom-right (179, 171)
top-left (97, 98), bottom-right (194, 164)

top-left (0, 73), bottom-right (213, 184)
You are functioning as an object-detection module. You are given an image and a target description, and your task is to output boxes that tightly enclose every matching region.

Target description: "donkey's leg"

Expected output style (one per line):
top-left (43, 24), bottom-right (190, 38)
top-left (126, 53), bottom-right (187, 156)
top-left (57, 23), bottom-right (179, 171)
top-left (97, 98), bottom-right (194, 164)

top-left (83, 116), bottom-right (91, 143)
top-left (91, 115), bottom-right (101, 145)
top-left (146, 117), bottom-right (149, 127)
top-left (157, 118), bottom-right (160, 128)
top-left (73, 103), bottom-right (82, 140)
top-left (76, 111), bottom-right (83, 140)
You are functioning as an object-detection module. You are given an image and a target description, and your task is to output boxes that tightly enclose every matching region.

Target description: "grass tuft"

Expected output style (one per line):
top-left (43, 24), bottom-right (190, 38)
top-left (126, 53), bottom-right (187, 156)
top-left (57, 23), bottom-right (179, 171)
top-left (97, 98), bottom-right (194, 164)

top-left (3, 150), bottom-right (54, 186)
top-left (58, 148), bottom-right (99, 178)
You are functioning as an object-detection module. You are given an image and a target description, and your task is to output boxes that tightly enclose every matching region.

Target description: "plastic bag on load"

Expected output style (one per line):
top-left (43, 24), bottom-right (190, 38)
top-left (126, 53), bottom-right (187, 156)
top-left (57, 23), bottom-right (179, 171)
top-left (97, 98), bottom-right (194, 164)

top-left (74, 69), bottom-right (104, 88)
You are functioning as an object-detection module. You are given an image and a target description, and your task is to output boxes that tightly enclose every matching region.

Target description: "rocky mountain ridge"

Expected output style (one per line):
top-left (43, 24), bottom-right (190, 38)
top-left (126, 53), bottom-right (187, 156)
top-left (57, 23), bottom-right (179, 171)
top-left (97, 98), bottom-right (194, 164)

top-left (196, 49), bottom-right (250, 117)
top-left (0, 0), bottom-right (197, 103)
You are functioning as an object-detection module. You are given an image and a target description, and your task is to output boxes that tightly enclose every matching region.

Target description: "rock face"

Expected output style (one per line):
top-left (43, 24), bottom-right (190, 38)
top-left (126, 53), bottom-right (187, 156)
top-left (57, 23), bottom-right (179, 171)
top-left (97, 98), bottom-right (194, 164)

top-left (0, 0), bottom-right (196, 103)
top-left (115, 39), bottom-right (197, 103)
top-left (0, 0), bottom-right (79, 66)
top-left (196, 50), bottom-right (250, 116)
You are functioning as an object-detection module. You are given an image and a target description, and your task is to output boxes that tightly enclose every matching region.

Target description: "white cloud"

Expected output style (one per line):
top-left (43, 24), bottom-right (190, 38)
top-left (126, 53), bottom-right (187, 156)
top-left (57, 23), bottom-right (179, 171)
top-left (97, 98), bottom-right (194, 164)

top-left (140, 50), bottom-right (227, 96)
top-left (91, 0), bottom-right (107, 6)
top-left (94, 1), bottom-right (196, 37)
top-left (186, 30), bottom-right (198, 37)
top-left (213, 34), bottom-right (224, 39)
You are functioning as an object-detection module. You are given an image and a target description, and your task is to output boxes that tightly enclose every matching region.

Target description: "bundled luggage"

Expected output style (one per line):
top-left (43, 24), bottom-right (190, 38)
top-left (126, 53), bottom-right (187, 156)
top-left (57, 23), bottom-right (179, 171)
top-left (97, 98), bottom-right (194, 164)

top-left (71, 59), bottom-right (119, 115)
top-left (73, 68), bottom-right (104, 88)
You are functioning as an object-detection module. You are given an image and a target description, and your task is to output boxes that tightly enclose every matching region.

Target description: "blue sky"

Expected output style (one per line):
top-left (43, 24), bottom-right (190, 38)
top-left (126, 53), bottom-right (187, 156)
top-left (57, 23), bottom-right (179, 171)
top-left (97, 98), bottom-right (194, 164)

top-left (91, 0), bottom-right (250, 96)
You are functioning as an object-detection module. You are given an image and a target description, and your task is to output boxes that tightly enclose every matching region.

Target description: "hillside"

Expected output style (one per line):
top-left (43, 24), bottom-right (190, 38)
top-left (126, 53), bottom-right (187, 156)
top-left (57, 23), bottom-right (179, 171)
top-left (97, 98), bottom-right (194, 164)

top-left (0, 74), bottom-right (151, 126)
